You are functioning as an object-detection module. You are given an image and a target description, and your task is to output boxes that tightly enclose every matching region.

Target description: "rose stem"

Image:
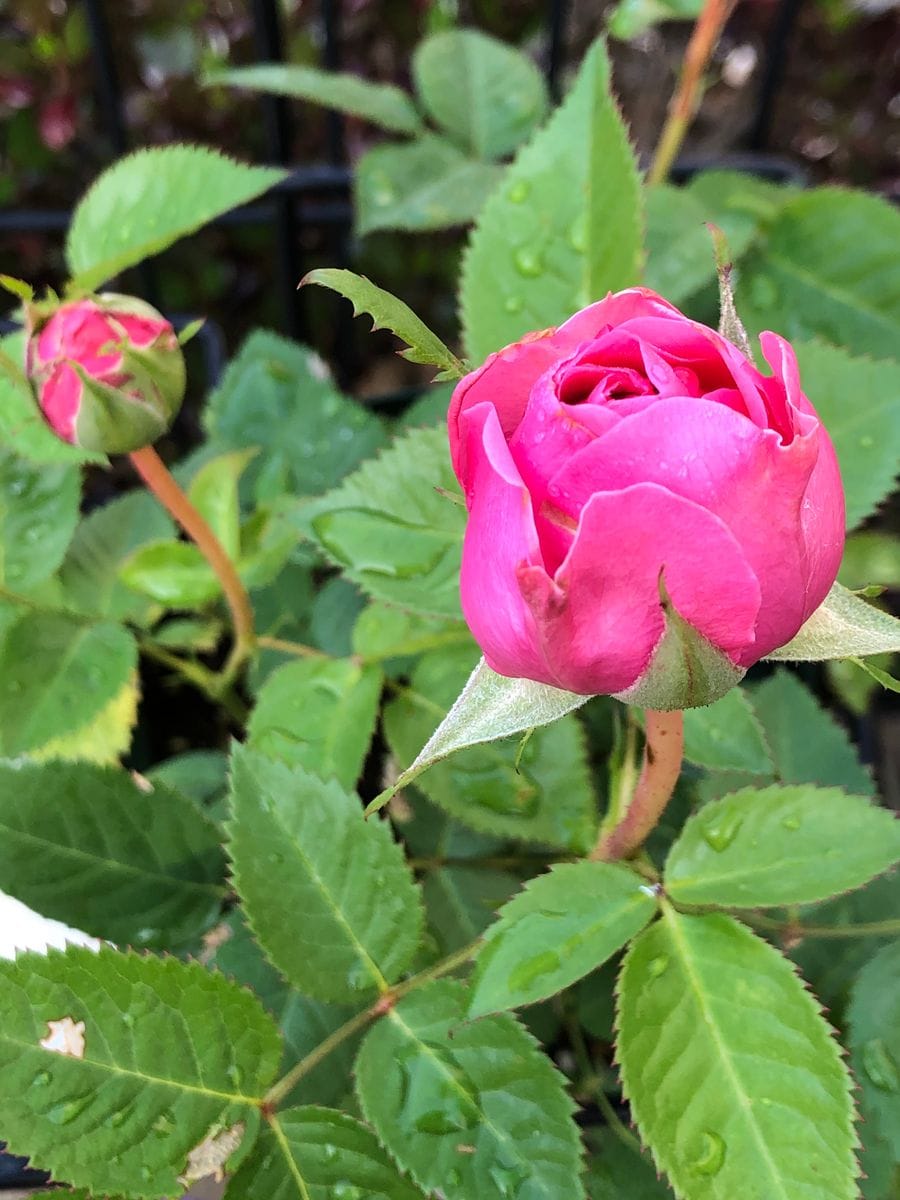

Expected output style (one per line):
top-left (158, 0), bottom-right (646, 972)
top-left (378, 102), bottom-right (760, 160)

top-left (646, 0), bottom-right (737, 187)
top-left (591, 709), bottom-right (685, 862)
top-left (129, 445), bottom-right (255, 683)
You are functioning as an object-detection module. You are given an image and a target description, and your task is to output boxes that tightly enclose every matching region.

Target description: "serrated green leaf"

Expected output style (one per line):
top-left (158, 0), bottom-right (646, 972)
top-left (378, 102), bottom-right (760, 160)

top-left (352, 601), bottom-right (471, 668)
top-left (748, 669), bottom-right (874, 794)
top-left (461, 36), bottom-right (642, 363)
top-left (470, 862), bottom-right (656, 1016)
top-left (0, 448), bottom-right (80, 591)
top-left (793, 340), bottom-right (900, 530)
top-left (211, 913), bottom-right (357, 1109)
top-left (188, 448), bottom-right (256, 560)
top-left (735, 187), bottom-right (900, 362)
top-left (769, 582), bottom-right (900, 665)
top-left (148, 749), bottom-right (227, 807)
top-left (666, 784), bottom-right (900, 908)
top-left (0, 945), bottom-right (281, 1197)
top-left (227, 747), bottom-right (423, 1002)
top-left (228, 1106), bottom-right (425, 1199)
top-left (247, 657), bottom-right (382, 791)
top-left (58, 489), bottom-right (174, 624)
top-left (586, 1127), bottom-right (674, 1198)
top-left (617, 908), bottom-right (857, 1200)
top-left (120, 539), bottom-right (220, 607)
top-left (206, 63), bottom-right (422, 135)
top-left (680, 688), bottom-right (773, 775)
top-left (66, 146), bottom-right (286, 291)
top-left (848, 941), bottom-right (900, 1161)
top-left (0, 611), bottom-right (137, 757)
top-left (29, 674), bottom-right (139, 766)
top-left (303, 268), bottom-right (464, 377)
top-left (356, 978), bottom-right (584, 1200)
top-left (355, 135), bottom-right (503, 235)
top-left (0, 760), bottom-right (225, 947)
top-left (300, 425), bottom-right (465, 619)
top-left (423, 865), bottom-right (521, 956)
top-left (412, 29), bottom-right (548, 160)
top-left (383, 645), bottom-right (597, 852)
top-left (204, 330), bottom-right (386, 504)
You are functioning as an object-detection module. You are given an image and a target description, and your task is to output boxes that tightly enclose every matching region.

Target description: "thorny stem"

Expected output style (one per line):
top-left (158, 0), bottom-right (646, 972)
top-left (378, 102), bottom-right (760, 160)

top-left (129, 446), bottom-right (255, 684)
top-left (592, 710), bottom-right (685, 862)
top-left (646, 0), bottom-right (737, 187)
top-left (263, 938), bottom-right (480, 1109)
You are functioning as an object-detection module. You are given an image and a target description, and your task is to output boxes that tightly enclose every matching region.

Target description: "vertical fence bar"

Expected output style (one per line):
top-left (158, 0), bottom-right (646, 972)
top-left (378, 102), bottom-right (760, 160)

top-left (747, 0), bottom-right (803, 150)
top-left (81, 0), bottom-right (161, 306)
top-left (547, 0), bottom-right (570, 101)
top-left (251, 0), bottom-right (305, 339)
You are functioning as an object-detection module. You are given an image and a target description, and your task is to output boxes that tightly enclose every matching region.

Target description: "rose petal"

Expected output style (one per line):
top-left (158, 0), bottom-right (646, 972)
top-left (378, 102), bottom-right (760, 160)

top-left (546, 396), bottom-right (820, 658)
top-left (517, 483), bottom-right (761, 694)
top-left (458, 402), bottom-right (551, 682)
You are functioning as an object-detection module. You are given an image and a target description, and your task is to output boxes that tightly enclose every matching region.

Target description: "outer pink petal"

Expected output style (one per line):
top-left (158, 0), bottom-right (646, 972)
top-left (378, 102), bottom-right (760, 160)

top-left (517, 483), bottom-right (762, 695)
top-left (39, 362), bottom-right (81, 443)
top-left (458, 402), bottom-right (552, 682)
top-left (449, 288), bottom-right (682, 487)
top-left (545, 396), bottom-right (819, 660)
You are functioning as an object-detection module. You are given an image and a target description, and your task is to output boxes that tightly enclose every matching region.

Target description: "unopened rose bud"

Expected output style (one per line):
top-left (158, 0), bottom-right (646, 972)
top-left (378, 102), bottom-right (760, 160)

top-left (25, 293), bottom-right (186, 455)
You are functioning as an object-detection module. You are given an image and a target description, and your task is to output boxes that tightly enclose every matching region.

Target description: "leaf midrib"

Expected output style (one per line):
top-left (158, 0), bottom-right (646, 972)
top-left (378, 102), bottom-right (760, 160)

top-left (0, 817), bottom-right (224, 897)
top-left (662, 907), bottom-right (791, 1199)
top-left (270, 1113), bottom-right (313, 1200)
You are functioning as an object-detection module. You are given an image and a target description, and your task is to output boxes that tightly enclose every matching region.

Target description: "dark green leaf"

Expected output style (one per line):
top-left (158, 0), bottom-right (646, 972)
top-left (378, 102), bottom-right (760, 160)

top-left (0, 946), bottom-right (281, 1197)
top-left (680, 688), bottom-right (773, 775)
top-left (227, 747), bottom-right (424, 1002)
top-left (204, 330), bottom-right (386, 504)
top-left (666, 784), bottom-right (900, 907)
top-left (228, 1106), bottom-right (426, 1199)
top-left (356, 979), bottom-right (584, 1200)
top-left (383, 645), bottom-right (597, 852)
top-left (586, 1127), bottom-right (674, 1198)
top-left (247, 657), bottom-right (383, 791)
top-left (461, 37), bottom-right (643, 363)
top-left (206, 64), bottom-right (422, 135)
top-left (848, 941), bottom-right (900, 1160)
top-left (735, 188), bottom-right (900, 362)
top-left (412, 29), bottom-right (548, 159)
top-left (355, 135), bottom-right (503, 235)
top-left (0, 448), bottom-right (80, 591)
top-left (748, 669), bottom-right (874, 794)
top-left (0, 760), bottom-right (224, 947)
top-left (300, 425), bottom-right (465, 619)
top-left (0, 611), bottom-right (137, 757)
top-left (793, 340), bottom-right (900, 530)
top-left (470, 862), bottom-right (657, 1015)
top-left (67, 146), bottom-right (286, 290)
top-left (617, 909), bottom-right (857, 1200)
top-left (303, 268), bottom-right (464, 378)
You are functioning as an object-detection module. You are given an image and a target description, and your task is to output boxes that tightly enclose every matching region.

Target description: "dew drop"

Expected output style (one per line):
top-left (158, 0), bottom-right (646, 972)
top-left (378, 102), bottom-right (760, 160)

top-left (489, 1162), bottom-right (529, 1196)
top-left (331, 1182), bottom-right (362, 1199)
top-left (647, 955), bottom-right (669, 979)
top-left (322, 1143), bottom-right (338, 1162)
top-left (226, 1063), bottom-right (243, 1089)
top-left (504, 295), bottom-right (524, 314)
top-left (513, 247), bottom-right (543, 278)
top-left (508, 950), bottom-right (560, 992)
top-left (781, 814), bottom-right (801, 831)
top-left (862, 1038), bottom-right (899, 1093)
top-left (106, 1105), bottom-right (131, 1128)
top-left (140, 1166), bottom-right (152, 1182)
top-left (859, 435), bottom-right (875, 449)
top-left (30, 1071), bottom-right (51, 1088)
top-left (47, 1095), bottom-right (91, 1125)
top-left (507, 181), bottom-right (530, 204)
top-left (690, 1130), bottom-right (726, 1176)
top-left (346, 962), bottom-right (373, 992)
top-left (448, 1167), bottom-right (462, 1186)
top-left (701, 814), bottom-right (742, 852)
top-left (152, 1112), bottom-right (175, 1136)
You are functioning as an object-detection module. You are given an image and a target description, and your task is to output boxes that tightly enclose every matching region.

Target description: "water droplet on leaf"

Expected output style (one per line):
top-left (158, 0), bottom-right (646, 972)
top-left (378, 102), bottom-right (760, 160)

top-left (513, 247), bottom-right (543, 278)
top-left (508, 950), bottom-right (560, 992)
top-left (507, 181), bottom-right (530, 204)
top-left (690, 1130), bottom-right (726, 1175)
top-left (31, 1071), bottom-right (51, 1088)
top-left (322, 1143), bottom-right (338, 1161)
top-left (862, 1039), bottom-right (899, 1092)
top-left (701, 814), bottom-right (742, 852)
top-left (504, 296), bottom-right (524, 314)
top-left (647, 955), bottom-right (669, 978)
top-left (781, 814), bottom-right (801, 831)
top-left (47, 1095), bottom-right (91, 1125)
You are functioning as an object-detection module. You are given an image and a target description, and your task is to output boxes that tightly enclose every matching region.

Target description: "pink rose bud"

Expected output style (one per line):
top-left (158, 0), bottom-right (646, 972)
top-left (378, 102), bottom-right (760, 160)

top-left (25, 294), bottom-right (186, 455)
top-left (449, 288), bottom-right (845, 709)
